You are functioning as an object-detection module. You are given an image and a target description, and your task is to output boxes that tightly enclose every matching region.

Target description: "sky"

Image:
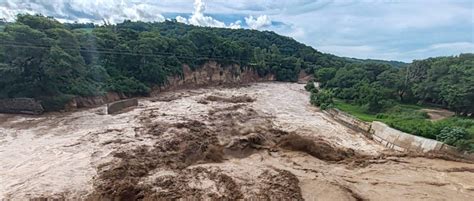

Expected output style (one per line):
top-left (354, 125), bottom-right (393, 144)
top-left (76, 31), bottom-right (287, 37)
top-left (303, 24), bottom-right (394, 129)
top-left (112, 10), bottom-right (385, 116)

top-left (0, 0), bottom-right (473, 62)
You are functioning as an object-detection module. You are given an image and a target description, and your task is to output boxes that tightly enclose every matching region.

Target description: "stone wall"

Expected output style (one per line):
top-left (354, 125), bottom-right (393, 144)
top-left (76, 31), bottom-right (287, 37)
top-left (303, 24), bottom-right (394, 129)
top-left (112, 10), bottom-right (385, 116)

top-left (0, 98), bottom-right (44, 115)
top-left (65, 92), bottom-right (126, 111)
top-left (107, 99), bottom-right (138, 114)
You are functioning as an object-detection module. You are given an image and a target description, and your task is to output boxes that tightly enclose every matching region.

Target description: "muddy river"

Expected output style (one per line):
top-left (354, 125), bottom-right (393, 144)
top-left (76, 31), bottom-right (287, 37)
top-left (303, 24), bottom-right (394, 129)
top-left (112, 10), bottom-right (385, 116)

top-left (1, 82), bottom-right (473, 200)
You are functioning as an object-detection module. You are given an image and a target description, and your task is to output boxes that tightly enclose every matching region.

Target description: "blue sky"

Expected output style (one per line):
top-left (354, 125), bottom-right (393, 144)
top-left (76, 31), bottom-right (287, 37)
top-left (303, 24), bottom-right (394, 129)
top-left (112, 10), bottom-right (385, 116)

top-left (1, 0), bottom-right (473, 62)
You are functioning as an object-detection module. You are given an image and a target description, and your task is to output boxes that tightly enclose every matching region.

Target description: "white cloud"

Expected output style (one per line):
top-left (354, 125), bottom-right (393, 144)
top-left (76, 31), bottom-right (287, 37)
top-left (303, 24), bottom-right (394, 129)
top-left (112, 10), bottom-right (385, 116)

top-left (1, 0), bottom-right (471, 61)
top-left (177, 0), bottom-right (241, 29)
top-left (0, 0), bottom-right (165, 24)
top-left (175, 15), bottom-right (188, 24)
top-left (245, 15), bottom-right (272, 30)
top-left (229, 20), bottom-right (242, 29)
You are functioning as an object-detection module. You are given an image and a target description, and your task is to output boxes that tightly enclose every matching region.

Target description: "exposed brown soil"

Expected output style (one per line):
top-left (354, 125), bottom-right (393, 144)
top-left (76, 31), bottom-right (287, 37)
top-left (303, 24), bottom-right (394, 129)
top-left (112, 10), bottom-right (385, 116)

top-left (421, 108), bottom-right (455, 121)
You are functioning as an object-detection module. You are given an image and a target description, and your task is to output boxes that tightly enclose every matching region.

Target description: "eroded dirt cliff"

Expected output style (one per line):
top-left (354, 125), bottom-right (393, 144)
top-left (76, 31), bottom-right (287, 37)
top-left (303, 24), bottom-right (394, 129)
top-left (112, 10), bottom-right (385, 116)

top-left (153, 61), bottom-right (275, 94)
top-left (1, 83), bottom-right (474, 200)
top-left (64, 62), bottom-right (274, 111)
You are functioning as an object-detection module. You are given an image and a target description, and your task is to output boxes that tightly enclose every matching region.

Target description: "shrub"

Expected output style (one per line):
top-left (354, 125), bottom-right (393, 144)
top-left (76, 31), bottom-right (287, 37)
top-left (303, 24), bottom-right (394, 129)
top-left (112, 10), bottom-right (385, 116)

top-left (310, 90), bottom-right (334, 110)
top-left (436, 127), bottom-right (469, 145)
top-left (105, 76), bottom-right (150, 96)
top-left (305, 81), bottom-right (317, 92)
top-left (454, 139), bottom-right (474, 153)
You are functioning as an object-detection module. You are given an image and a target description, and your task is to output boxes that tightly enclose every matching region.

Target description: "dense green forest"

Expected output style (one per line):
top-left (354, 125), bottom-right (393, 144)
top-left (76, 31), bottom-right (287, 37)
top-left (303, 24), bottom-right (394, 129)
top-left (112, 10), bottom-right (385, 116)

top-left (309, 54), bottom-right (474, 151)
top-left (312, 54), bottom-right (474, 115)
top-left (0, 14), bottom-right (349, 110)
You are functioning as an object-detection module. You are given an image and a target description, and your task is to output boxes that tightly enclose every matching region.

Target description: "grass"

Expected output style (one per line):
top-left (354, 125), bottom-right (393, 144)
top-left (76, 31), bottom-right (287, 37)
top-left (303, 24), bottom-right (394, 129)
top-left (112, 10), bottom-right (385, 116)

top-left (333, 100), bottom-right (378, 122)
top-left (333, 99), bottom-right (474, 143)
top-left (333, 100), bottom-right (427, 122)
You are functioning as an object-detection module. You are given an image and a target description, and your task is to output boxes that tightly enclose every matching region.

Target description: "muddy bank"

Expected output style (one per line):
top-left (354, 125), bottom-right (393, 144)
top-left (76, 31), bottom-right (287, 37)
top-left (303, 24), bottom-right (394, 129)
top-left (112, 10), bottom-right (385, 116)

top-left (154, 61), bottom-right (275, 94)
top-left (2, 83), bottom-right (474, 200)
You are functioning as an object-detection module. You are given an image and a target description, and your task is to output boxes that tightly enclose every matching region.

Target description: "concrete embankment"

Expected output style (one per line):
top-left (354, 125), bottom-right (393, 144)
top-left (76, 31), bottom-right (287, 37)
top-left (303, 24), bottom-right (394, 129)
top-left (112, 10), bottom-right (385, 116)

top-left (324, 108), bottom-right (473, 159)
top-left (107, 99), bottom-right (138, 114)
top-left (0, 98), bottom-right (44, 115)
top-left (371, 121), bottom-right (446, 152)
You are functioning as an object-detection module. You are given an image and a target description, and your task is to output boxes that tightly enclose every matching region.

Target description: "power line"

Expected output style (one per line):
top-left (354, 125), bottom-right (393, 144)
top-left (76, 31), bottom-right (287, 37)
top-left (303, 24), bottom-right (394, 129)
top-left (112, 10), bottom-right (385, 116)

top-left (0, 41), bottom-right (244, 61)
top-left (0, 41), bottom-right (316, 66)
top-left (0, 42), bottom-right (247, 63)
top-left (0, 42), bottom-right (300, 66)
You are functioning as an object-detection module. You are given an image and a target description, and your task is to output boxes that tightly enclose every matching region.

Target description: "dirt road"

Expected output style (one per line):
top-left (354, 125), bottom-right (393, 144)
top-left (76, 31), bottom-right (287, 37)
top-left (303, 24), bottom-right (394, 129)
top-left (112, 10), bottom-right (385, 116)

top-left (1, 82), bottom-right (473, 200)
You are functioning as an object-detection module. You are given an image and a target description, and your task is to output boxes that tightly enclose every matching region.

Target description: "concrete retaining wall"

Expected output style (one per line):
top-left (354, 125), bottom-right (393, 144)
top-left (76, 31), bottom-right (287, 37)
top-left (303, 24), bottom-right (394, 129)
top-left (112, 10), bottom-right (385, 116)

top-left (323, 108), bottom-right (372, 135)
top-left (107, 99), bottom-right (138, 114)
top-left (323, 108), bottom-right (467, 154)
top-left (370, 121), bottom-right (445, 152)
top-left (0, 98), bottom-right (44, 114)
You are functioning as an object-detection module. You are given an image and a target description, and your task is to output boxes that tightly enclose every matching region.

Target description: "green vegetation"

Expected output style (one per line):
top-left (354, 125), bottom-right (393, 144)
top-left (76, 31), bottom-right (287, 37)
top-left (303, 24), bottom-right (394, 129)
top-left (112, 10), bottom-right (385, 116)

top-left (317, 54), bottom-right (474, 116)
top-left (0, 15), bottom-right (472, 150)
top-left (315, 54), bottom-right (474, 151)
top-left (0, 19), bottom-right (5, 31)
top-left (0, 14), bottom-right (349, 111)
top-left (345, 57), bottom-right (409, 68)
top-left (310, 89), bottom-right (334, 110)
top-left (333, 100), bottom-right (474, 152)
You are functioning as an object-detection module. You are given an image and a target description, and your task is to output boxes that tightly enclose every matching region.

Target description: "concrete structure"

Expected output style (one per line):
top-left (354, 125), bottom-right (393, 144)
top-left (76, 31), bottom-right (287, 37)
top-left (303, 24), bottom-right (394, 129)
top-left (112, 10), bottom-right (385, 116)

top-left (0, 98), bottom-right (44, 114)
top-left (370, 121), bottom-right (445, 152)
top-left (323, 108), bottom-right (473, 157)
top-left (323, 109), bottom-right (371, 137)
top-left (107, 98), bottom-right (138, 114)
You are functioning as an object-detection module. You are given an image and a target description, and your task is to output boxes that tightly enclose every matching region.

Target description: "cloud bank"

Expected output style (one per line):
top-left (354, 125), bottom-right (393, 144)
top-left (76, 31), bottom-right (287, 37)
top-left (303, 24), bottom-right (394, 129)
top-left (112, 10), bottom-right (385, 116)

top-left (0, 0), bottom-right (472, 62)
top-left (245, 15), bottom-right (272, 30)
top-left (175, 0), bottom-right (242, 29)
top-left (0, 0), bottom-right (166, 24)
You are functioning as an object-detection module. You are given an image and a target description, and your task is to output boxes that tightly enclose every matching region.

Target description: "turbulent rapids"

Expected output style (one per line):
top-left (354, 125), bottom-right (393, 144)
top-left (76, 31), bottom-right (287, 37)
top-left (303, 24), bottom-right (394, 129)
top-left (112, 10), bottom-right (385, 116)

top-left (1, 83), bottom-right (474, 200)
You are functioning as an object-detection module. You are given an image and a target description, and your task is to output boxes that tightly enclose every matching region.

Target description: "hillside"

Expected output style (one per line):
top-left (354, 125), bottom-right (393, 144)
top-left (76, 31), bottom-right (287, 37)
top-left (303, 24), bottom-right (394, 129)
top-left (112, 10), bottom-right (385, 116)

top-left (344, 57), bottom-right (409, 68)
top-left (0, 14), bottom-right (350, 111)
top-left (310, 53), bottom-right (474, 151)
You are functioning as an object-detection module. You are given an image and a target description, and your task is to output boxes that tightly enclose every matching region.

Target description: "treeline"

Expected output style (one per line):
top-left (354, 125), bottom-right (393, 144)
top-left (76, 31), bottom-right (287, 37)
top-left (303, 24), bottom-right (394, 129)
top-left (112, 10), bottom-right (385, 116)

top-left (0, 14), bottom-right (347, 110)
top-left (313, 54), bottom-right (474, 116)
top-left (308, 54), bottom-right (474, 151)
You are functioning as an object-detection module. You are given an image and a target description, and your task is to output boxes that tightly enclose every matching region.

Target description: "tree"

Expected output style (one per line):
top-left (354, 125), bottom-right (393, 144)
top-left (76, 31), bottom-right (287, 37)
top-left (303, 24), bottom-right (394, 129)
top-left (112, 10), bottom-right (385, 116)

top-left (356, 82), bottom-right (389, 113)
top-left (437, 127), bottom-right (468, 146)
top-left (310, 90), bottom-right (334, 110)
top-left (376, 68), bottom-right (408, 102)
top-left (315, 67), bottom-right (336, 86)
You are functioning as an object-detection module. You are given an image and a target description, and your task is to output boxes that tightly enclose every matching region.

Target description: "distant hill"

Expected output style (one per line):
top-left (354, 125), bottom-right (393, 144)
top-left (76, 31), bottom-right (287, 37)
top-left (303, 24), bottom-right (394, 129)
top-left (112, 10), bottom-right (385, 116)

top-left (0, 14), bottom-right (421, 111)
top-left (0, 14), bottom-right (351, 110)
top-left (345, 57), bottom-right (409, 68)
